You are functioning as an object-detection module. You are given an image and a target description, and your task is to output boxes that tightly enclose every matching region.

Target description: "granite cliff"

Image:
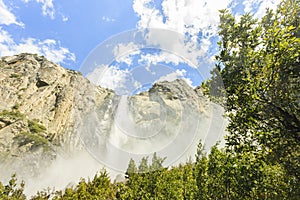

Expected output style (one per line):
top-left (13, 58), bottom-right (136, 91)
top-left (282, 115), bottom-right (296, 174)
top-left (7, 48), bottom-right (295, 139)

top-left (0, 53), bottom-right (117, 181)
top-left (0, 53), bottom-right (227, 193)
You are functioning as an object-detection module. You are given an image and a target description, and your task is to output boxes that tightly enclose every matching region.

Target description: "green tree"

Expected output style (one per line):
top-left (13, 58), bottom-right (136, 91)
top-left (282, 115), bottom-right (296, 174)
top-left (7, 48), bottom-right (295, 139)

top-left (154, 167), bottom-right (184, 200)
top-left (206, 145), bottom-right (228, 199)
top-left (182, 163), bottom-right (197, 200)
top-left (210, 1), bottom-right (300, 198)
top-left (138, 157), bottom-right (149, 173)
top-left (194, 141), bottom-right (209, 199)
top-left (125, 158), bottom-right (137, 179)
top-left (216, 0), bottom-right (300, 185)
top-left (120, 158), bottom-right (140, 199)
top-left (150, 152), bottom-right (165, 171)
top-left (86, 170), bottom-right (115, 199)
top-left (0, 174), bottom-right (26, 200)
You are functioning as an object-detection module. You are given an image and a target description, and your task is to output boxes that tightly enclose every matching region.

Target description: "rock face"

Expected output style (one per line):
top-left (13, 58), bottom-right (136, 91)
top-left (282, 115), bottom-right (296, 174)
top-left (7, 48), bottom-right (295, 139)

top-left (0, 53), bottom-right (117, 179)
top-left (0, 53), bottom-right (227, 192)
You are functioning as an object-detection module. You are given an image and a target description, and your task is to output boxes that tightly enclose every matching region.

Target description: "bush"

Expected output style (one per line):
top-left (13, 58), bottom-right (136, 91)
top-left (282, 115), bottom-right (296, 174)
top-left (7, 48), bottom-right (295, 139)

top-left (0, 110), bottom-right (25, 121)
top-left (14, 131), bottom-right (49, 150)
top-left (28, 120), bottom-right (46, 133)
top-left (10, 73), bottom-right (21, 78)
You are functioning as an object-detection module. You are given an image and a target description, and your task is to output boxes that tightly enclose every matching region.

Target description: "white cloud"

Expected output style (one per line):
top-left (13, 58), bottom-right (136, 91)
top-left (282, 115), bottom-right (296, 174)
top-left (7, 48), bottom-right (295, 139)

top-left (133, 0), bottom-right (166, 29)
top-left (243, 0), bottom-right (281, 19)
top-left (86, 64), bottom-right (144, 95)
top-left (102, 16), bottom-right (115, 22)
top-left (0, 28), bottom-right (75, 64)
top-left (22, 0), bottom-right (55, 19)
top-left (138, 51), bottom-right (186, 66)
top-left (132, 0), bottom-right (232, 68)
top-left (113, 42), bottom-right (141, 66)
top-left (86, 65), bottom-right (130, 91)
top-left (37, 0), bottom-right (55, 19)
top-left (0, 0), bottom-right (24, 26)
top-left (0, 1), bottom-right (73, 64)
top-left (156, 69), bottom-right (193, 87)
top-left (141, 28), bottom-right (205, 68)
top-left (61, 14), bottom-right (69, 22)
top-left (132, 0), bottom-right (281, 71)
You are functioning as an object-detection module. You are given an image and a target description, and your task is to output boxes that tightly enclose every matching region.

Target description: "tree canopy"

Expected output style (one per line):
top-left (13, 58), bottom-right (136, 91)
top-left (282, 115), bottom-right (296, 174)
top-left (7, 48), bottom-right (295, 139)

top-left (215, 0), bottom-right (300, 179)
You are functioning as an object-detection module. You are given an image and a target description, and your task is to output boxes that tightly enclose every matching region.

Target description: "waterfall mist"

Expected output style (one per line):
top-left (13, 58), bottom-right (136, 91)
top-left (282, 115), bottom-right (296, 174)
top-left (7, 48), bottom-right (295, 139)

top-left (0, 80), bottom-right (227, 197)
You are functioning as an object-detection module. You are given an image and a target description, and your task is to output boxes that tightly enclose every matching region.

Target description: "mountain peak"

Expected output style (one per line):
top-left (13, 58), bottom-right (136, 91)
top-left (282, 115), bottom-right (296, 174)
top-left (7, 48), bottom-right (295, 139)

top-left (148, 78), bottom-right (197, 101)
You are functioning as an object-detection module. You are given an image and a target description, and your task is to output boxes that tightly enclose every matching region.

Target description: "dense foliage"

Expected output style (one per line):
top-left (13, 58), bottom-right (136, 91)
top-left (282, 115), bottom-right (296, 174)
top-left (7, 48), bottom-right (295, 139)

top-left (216, 0), bottom-right (299, 178)
top-left (0, 0), bottom-right (299, 199)
top-left (2, 142), bottom-right (297, 199)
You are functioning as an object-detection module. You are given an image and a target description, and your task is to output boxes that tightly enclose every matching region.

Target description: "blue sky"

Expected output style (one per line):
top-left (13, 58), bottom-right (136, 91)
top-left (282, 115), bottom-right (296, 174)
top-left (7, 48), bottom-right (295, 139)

top-left (0, 0), bottom-right (281, 94)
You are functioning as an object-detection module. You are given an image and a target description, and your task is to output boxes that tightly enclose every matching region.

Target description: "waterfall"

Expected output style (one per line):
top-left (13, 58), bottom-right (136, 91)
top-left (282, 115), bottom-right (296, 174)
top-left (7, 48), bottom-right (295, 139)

top-left (84, 92), bottom-right (228, 172)
top-left (0, 81), bottom-right (228, 196)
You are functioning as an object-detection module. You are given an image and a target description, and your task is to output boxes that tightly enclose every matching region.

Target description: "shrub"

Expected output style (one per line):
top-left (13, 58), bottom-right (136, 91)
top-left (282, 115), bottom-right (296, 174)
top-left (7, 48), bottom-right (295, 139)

top-left (28, 119), bottom-right (46, 133)
top-left (14, 131), bottom-right (49, 150)
top-left (0, 110), bottom-right (25, 121)
top-left (10, 73), bottom-right (20, 78)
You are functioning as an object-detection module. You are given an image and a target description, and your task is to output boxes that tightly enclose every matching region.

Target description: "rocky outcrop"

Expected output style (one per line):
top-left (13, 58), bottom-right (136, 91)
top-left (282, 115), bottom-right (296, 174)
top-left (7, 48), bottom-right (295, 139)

top-left (0, 53), bottom-right (227, 191)
top-left (0, 53), bottom-right (117, 179)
